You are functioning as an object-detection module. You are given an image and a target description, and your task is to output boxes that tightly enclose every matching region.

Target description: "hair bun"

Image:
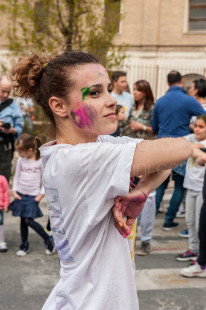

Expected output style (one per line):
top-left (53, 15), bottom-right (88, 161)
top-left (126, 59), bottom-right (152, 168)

top-left (10, 54), bottom-right (50, 99)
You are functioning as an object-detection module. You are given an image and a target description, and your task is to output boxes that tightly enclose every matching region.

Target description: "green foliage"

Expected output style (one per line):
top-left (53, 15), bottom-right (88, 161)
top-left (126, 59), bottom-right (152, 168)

top-left (1, 0), bottom-right (126, 137)
top-left (1, 0), bottom-right (126, 67)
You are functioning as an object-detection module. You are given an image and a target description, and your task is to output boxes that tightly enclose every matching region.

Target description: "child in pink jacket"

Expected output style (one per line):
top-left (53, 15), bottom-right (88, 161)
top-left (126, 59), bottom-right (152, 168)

top-left (0, 175), bottom-right (10, 252)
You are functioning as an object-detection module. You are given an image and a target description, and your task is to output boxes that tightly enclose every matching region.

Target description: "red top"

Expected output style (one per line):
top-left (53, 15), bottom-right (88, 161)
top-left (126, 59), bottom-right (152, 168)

top-left (0, 175), bottom-right (10, 209)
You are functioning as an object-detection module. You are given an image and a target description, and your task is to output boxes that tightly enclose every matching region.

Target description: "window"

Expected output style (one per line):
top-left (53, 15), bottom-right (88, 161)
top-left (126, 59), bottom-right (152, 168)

top-left (189, 0), bottom-right (206, 31)
top-left (105, 0), bottom-right (121, 33)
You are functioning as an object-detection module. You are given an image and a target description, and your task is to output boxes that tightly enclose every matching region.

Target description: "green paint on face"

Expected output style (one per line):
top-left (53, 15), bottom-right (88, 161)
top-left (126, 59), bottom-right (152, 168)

top-left (81, 87), bottom-right (90, 101)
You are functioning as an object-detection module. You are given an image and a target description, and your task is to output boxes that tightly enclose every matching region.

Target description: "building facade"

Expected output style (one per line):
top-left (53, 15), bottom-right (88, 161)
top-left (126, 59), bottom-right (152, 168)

top-left (0, 0), bottom-right (206, 99)
top-left (113, 0), bottom-right (206, 98)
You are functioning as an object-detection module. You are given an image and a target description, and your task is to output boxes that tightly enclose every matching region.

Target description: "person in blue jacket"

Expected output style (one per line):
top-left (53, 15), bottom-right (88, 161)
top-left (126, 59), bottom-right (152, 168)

top-left (0, 76), bottom-right (24, 182)
top-left (152, 70), bottom-right (205, 230)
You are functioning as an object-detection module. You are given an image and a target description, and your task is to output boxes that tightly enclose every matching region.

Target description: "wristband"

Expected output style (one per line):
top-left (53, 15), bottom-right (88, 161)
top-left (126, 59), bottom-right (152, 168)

top-left (136, 187), bottom-right (147, 200)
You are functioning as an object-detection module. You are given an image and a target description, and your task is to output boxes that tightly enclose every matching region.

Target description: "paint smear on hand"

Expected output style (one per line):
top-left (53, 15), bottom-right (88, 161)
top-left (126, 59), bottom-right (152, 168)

top-left (81, 87), bottom-right (90, 101)
top-left (71, 102), bottom-right (97, 129)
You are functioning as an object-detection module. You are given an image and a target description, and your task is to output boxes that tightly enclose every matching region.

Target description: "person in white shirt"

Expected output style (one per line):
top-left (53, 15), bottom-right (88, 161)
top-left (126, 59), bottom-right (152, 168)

top-left (11, 51), bottom-right (192, 310)
top-left (176, 115), bottom-right (206, 262)
top-left (111, 71), bottom-right (134, 118)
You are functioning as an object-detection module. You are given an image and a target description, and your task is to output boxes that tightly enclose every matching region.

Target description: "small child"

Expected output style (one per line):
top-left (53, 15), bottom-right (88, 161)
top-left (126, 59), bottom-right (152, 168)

top-left (110, 104), bottom-right (126, 137)
top-left (0, 175), bottom-right (10, 252)
top-left (176, 115), bottom-right (206, 261)
top-left (9, 133), bottom-right (55, 256)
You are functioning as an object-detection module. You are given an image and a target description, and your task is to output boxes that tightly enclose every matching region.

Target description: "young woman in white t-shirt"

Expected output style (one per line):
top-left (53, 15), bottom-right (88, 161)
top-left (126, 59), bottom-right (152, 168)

top-left (11, 51), bottom-right (192, 310)
top-left (176, 115), bottom-right (206, 262)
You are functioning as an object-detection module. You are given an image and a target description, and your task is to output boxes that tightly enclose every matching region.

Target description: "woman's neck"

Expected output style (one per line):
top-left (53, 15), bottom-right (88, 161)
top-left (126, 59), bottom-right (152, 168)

top-left (56, 126), bottom-right (98, 145)
top-left (135, 98), bottom-right (145, 109)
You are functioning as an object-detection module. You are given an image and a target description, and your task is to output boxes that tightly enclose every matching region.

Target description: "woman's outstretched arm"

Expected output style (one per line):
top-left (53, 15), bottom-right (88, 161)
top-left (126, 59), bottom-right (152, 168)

top-left (131, 137), bottom-right (192, 177)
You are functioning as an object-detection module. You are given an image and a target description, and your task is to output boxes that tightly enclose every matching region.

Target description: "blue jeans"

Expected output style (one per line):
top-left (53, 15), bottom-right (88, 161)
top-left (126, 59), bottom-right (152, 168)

top-left (156, 176), bottom-right (170, 214)
top-left (165, 172), bottom-right (185, 223)
top-left (20, 217), bottom-right (49, 245)
top-left (156, 172), bottom-right (185, 223)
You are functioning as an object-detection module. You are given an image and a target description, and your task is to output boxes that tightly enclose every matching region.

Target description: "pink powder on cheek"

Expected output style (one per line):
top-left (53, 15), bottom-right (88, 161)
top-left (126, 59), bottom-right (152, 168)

top-left (71, 103), bottom-right (97, 129)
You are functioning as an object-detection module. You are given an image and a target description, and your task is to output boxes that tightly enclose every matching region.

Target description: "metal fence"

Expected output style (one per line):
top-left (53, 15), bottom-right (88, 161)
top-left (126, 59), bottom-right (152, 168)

top-left (122, 60), bottom-right (206, 100)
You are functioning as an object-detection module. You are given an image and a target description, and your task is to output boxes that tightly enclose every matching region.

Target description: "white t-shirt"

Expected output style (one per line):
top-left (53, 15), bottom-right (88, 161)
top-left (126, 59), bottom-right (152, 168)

top-left (111, 91), bottom-right (134, 118)
top-left (40, 135), bottom-right (142, 310)
top-left (183, 134), bottom-right (206, 191)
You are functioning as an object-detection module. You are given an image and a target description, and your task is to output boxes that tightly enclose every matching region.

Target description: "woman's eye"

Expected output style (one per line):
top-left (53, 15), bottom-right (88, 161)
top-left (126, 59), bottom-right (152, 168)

top-left (90, 90), bottom-right (100, 96)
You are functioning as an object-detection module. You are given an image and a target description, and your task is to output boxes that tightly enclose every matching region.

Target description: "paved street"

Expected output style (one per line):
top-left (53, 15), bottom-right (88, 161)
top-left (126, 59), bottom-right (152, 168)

top-left (1, 182), bottom-right (206, 310)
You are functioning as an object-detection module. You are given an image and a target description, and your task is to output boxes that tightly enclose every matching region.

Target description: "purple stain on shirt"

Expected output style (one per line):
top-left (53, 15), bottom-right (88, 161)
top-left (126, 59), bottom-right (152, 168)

top-left (71, 102), bottom-right (97, 129)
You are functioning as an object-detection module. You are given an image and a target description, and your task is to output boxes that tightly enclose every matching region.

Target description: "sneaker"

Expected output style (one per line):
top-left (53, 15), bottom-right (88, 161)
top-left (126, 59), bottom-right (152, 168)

top-left (176, 249), bottom-right (198, 262)
top-left (16, 242), bottom-right (30, 257)
top-left (181, 262), bottom-right (206, 278)
top-left (178, 229), bottom-right (189, 238)
top-left (137, 242), bottom-right (150, 256)
top-left (45, 236), bottom-right (56, 255)
top-left (162, 222), bottom-right (179, 231)
top-left (176, 211), bottom-right (185, 218)
top-left (16, 248), bottom-right (30, 256)
top-left (0, 242), bottom-right (7, 253)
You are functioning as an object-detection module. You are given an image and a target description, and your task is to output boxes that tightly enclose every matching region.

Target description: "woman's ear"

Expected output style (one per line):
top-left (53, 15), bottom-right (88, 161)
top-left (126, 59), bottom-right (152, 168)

top-left (49, 96), bottom-right (68, 118)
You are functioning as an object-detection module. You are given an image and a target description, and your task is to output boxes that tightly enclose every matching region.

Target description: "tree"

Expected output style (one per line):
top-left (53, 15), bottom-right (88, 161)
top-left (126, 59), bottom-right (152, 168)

top-left (0, 0), bottom-right (126, 138)
top-left (0, 0), bottom-right (125, 68)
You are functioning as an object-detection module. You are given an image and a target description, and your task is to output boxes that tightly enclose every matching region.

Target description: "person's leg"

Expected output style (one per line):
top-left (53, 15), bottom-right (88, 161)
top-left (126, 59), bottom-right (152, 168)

top-left (180, 202), bottom-right (206, 277)
top-left (16, 217), bottom-right (30, 256)
top-left (141, 194), bottom-right (156, 243)
top-left (164, 172), bottom-right (185, 224)
top-left (0, 210), bottom-right (4, 242)
top-left (194, 191), bottom-right (203, 247)
top-left (185, 190), bottom-right (198, 251)
top-left (198, 202), bottom-right (206, 266)
top-left (0, 210), bottom-right (7, 252)
top-left (176, 190), bottom-right (199, 261)
top-left (20, 217), bottom-right (29, 245)
top-left (137, 193), bottom-right (156, 256)
top-left (24, 218), bottom-right (49, 242)
top-left (155, 176), bottom-right (170, 214)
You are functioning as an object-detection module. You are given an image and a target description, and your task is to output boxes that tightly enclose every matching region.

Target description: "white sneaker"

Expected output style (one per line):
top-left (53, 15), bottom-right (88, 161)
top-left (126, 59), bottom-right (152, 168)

top-left (16, 248), bottom-right (30, 256)
top-left (0, 242), bottom-right (7, 252)
top-left (181, 263), bottom-right (206, 278)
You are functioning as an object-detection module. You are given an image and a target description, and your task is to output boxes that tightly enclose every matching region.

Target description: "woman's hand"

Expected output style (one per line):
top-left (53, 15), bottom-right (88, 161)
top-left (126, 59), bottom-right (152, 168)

top-left (112, 189), bottom-right (148, 237)
top-left (35, 194), bottom-right (44, 202)
top-left (13, 191), bottom-right (21, 200)
top-left (130, 121), bottom-right (145, 131)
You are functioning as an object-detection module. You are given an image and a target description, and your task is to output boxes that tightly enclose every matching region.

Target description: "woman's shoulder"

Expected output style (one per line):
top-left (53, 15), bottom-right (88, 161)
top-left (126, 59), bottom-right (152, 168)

top-left (143, 105), bottom-right (154, 113)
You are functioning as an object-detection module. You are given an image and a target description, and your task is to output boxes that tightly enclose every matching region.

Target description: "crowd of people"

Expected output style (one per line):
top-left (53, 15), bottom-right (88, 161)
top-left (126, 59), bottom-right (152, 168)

top-left (0, 51), bottom-right (206, 309)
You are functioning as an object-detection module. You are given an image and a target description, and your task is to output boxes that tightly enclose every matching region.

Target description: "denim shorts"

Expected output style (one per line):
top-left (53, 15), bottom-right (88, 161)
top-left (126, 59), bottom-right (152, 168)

top-left (0, 209), bottom-right (4, 225)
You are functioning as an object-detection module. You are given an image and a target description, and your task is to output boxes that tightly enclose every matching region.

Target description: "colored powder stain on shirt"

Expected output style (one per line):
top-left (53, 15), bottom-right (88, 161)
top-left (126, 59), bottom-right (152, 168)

top-left (81, 87), bottom-right (90, 101)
